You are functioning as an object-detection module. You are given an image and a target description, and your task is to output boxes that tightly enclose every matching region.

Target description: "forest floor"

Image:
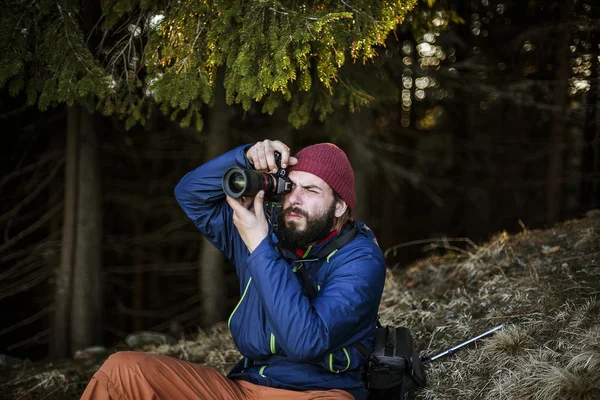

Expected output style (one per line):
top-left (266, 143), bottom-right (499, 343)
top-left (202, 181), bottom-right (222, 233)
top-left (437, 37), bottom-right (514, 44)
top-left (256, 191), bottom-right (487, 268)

top-left (1, 212), bottom-right (599, 399)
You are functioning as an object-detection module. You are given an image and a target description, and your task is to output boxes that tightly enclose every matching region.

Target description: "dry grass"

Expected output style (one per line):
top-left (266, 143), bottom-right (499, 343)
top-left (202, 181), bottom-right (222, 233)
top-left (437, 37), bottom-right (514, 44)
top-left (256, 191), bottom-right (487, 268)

top-left (152, 323), bottom-right (240, 375)
top-left (2, 214), bottom-right (599, 399)
top-left (1, 369), bottom-right (72, 400)
top-left (383, 215), bottom-right (600, 399)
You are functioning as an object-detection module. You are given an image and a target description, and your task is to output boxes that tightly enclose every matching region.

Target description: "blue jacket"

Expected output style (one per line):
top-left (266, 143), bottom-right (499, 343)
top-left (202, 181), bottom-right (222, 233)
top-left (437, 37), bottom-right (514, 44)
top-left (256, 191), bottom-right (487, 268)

top-left (175, 145), bottom-right (386, 400)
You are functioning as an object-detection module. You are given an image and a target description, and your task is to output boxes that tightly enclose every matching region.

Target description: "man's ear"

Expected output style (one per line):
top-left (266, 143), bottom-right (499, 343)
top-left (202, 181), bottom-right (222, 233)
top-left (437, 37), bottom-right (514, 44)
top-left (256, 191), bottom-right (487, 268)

top-left (335, 200), bottom-right (347, 218)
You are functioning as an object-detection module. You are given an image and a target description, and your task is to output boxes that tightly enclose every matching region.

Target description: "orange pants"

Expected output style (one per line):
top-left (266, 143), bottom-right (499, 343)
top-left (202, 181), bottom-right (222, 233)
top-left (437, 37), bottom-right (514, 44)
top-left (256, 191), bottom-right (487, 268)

top-left (80, 351), bottom-right (355, 400)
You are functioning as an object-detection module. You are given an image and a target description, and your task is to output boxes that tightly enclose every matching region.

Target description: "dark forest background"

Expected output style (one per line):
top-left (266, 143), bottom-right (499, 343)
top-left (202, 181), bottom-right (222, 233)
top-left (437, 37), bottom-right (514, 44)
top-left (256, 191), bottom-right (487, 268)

top-left (1, 0), bottom-right (598, 363)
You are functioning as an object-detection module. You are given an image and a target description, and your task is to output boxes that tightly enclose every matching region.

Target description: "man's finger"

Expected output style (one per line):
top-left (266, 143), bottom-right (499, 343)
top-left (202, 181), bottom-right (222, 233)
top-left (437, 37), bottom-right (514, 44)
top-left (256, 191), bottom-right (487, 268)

top-left (226, 195), bottom-right (246, 214)
top-left (265, 148), bottom-right (277, 172)
top-left (278, 145), bottom-right (291, 169)
top-left (249, 147), bottom-right (260, 168)
top-left (253, 190), bottom-right (265, 217)
top-left (271, 141), bottom-right (292, 169)
top-left (242, 196), bottom-right (253, 209)
top-left (256, 147), bottom-right (268, 171)
top-left (246, 150), bottom-right (255, 166)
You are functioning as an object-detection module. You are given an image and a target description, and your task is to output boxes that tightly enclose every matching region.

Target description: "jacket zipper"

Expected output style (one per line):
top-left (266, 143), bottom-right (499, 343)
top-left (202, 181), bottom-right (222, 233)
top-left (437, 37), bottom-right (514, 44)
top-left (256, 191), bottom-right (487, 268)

top-left (228, 277), bottom-right (253, 329)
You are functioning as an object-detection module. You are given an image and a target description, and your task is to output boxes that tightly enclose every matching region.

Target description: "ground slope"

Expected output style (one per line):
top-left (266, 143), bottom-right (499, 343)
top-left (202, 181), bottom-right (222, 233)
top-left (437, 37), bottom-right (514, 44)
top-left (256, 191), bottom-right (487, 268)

top-left (2, 213), bottom-right (599, 399)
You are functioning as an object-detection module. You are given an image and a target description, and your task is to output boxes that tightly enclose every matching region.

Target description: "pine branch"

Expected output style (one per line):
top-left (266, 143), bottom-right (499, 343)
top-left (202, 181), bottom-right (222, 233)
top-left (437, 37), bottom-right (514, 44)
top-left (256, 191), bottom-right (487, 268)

top-left (149, 306), bottom-right (203, 332)
top-left (0, 104), bottom-right (31, 119)
top-left (0, 261), bottom-right (53, 300)
top-left (0, 305), bottom-right (53, 337)
top-left (56, 4), bottom-right (95, 76)
top-left (6, 328), bottom-right (50, 351)
top-left (105, 262), bottom-right (197, 274)
top-left (0, 157), bottom-right (64, 224)
top-left (116, 294), bottom-right (201, 319)
top-left (0, 151), bottom-right (62, 189)
top-left (0, 202), bottom-right (62, 254)
top-left (0, 237), bottom-right (60, 264)
top-left (103, 194), bottom-right (179, 210)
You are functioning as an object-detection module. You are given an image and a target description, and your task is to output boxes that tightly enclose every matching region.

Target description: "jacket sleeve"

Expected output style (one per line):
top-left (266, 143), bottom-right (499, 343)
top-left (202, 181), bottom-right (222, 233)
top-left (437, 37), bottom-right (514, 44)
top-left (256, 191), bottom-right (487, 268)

top-left (174, 144), bottom-right (253, 265)
top-left (246, 237), bottom-right (386, 362)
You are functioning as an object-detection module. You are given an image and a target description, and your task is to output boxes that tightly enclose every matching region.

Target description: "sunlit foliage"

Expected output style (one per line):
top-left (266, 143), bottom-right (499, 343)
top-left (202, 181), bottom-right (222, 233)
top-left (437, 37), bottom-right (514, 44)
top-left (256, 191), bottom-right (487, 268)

top-left (0, 0), bottom-right (419, 129)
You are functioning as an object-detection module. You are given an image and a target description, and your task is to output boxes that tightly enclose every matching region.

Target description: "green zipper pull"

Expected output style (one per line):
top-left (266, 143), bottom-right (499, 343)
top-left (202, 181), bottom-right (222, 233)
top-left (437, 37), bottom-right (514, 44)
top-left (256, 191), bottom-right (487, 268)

top-left (270, 333), bottom-right (276, 354)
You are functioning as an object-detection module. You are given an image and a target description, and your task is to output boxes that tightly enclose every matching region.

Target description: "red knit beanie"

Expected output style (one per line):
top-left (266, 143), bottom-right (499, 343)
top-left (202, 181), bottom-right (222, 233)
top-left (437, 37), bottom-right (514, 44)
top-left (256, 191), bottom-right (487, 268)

top-left (288, 143), bottom-right (356, 211)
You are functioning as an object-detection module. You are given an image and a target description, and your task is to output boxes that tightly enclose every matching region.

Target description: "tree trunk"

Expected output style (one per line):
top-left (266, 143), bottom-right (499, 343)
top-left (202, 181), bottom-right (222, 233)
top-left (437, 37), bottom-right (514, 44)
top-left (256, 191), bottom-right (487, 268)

top-left (70, 106), bottom-right (103, 352)
top-left (348, 108), bottom-right (376, 223)
top-left (592, 30), bottom-right (600, 210)
top-left (199, 68), bottom-right (232, 327)
top-left (545, 9), bottom-right (572, 225)
top-left (133, 213), bottom-right (144, 331)
top-left (580, 29), bottom-right (599, 212)
top-left (379, 129), bottom-right (416, 253)
top-left (51, 106), bottom-right (79, 358)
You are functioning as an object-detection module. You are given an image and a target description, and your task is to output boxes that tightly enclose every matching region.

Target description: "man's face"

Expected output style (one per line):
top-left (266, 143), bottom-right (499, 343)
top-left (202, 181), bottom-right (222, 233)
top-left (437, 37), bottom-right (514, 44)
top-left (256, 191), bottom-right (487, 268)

top-left (276, 171), bottom-right (339, 250)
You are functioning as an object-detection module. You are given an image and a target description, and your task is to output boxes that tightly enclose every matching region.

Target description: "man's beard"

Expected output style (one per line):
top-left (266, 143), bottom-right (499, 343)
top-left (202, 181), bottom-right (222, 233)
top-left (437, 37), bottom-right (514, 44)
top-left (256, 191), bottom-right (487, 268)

top-left (276, 201), bottom-right (337, 250)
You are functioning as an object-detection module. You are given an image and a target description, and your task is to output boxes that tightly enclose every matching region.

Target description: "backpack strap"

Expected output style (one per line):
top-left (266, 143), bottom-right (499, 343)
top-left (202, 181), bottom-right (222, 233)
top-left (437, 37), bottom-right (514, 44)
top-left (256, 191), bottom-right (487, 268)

top-left (352, 340), bottom-right (371, 359)
top-left (293, 223), bottom-right (374, 360)
top-left (312, 223), bottom-right (360, 259)
top-left (295, 262), bottom-right (319, 298)
top-left (293, 223), bottom-right (360, 299)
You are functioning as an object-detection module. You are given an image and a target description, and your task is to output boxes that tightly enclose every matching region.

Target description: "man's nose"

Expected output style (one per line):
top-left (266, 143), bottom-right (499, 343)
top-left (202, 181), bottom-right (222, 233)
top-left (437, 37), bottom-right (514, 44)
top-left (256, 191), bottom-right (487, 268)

top-left (286, 186), bottom-right (302, 206)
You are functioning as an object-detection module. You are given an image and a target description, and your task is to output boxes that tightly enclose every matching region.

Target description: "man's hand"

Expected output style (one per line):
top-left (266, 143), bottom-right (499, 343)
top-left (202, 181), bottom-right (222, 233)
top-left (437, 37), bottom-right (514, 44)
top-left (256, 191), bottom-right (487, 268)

top-left (226, 190), bottom-right (269, 253)
top-left (246, 140), bottom-right (298, 172)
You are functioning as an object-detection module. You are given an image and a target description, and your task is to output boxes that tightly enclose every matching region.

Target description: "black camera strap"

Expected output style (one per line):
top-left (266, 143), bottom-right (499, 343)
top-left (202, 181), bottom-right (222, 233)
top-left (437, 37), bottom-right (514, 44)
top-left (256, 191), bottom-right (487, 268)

top-left (292, 223), bottom-right (372, 359)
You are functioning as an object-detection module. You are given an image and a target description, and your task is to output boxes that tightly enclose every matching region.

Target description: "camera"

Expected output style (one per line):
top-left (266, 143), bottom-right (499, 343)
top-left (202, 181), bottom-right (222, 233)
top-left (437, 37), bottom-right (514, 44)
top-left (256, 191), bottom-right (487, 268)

top-left (222, 152), bottom-right (292, 200)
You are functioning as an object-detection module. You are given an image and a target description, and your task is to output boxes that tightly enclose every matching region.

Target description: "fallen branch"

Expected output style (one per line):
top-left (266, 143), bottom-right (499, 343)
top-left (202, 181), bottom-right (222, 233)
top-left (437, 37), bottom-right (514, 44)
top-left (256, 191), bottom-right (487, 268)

top-left (384, 237), bottom-right (479, 259)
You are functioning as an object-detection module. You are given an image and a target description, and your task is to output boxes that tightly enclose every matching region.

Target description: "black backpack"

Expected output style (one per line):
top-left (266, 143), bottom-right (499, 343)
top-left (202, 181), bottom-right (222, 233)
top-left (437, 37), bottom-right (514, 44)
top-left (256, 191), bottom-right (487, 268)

top-left (294, 224), bottom-right (427, 400)
top-left (363, 324), bottom-right (427, 400)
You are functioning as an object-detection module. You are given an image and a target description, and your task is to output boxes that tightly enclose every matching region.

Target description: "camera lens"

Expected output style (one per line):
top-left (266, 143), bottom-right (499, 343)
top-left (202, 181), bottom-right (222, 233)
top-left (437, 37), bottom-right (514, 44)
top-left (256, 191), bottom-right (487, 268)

top-left (223, 167), bottom-right (280, 198)
top-left (223, 168), bottom-right (248, 197)
top-left (228, 172), bottom-right (246, 193)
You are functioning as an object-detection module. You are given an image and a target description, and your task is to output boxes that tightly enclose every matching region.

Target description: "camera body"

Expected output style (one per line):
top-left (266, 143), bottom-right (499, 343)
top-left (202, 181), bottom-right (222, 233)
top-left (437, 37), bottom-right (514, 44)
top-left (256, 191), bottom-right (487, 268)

top-left (222, 151), bottom-right (292, 200)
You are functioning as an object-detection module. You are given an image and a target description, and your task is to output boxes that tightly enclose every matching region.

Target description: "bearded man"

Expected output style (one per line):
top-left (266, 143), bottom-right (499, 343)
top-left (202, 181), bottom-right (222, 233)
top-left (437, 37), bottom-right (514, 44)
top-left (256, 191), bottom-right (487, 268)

top-left (80, 140), bottom-right (385, 400)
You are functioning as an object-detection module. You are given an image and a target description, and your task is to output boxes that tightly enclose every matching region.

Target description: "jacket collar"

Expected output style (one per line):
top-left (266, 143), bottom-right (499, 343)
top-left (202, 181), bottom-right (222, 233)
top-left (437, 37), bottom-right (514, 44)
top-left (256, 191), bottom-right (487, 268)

top-left (295, 229), bottom-right (339, 258)
top-left (275, 222), bottom-right (354, 262)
